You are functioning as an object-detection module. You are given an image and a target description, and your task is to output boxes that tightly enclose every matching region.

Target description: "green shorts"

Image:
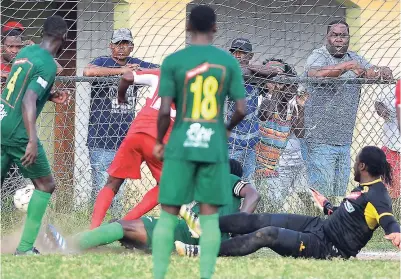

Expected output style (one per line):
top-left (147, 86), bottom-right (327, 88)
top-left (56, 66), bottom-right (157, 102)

top-left (159, 159), bottom-right (230, 206)
top-left (141, 216), bottom-right (198, 248)
top-left (1, 142), bottom-right (51, 180)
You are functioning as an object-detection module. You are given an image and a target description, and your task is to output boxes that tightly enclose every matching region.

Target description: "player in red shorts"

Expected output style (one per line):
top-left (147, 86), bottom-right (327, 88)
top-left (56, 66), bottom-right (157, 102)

top-left (90, 69), bottom-right (175, 229)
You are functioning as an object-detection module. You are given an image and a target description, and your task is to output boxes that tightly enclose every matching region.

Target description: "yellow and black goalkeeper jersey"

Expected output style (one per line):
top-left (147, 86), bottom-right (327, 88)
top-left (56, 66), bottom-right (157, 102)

top-left (323, 179), bottom-right (400, 257)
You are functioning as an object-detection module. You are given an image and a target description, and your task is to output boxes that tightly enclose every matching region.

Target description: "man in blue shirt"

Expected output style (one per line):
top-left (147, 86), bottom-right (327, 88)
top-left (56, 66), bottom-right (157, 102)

top-left (227, 38), bottom-right (259, 180)
top-left (83, 28), bottom-right (158, 217)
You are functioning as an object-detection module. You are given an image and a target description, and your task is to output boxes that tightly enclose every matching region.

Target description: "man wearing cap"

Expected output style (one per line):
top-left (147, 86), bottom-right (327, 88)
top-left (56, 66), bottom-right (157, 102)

top-left (227, 38), bottom-right (259, 181)
top-left (83, 28), bottom-right (158, 216)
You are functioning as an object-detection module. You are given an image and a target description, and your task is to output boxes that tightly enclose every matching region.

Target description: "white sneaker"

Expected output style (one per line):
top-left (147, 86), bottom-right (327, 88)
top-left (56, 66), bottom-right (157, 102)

top-left (175, 241), bottom-right (200, 257)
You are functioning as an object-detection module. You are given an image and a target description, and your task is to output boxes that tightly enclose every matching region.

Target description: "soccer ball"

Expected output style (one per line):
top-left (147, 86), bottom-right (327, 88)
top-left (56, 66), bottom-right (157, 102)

top-left (14, 184), bottom-right (35, 212)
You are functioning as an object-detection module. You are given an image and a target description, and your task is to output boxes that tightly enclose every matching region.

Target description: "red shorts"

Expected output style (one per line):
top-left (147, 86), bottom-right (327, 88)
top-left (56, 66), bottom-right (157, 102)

top-left (382, 146), bottom-right (400, 198)
top-left (108, 133), bottom-right (162, 182)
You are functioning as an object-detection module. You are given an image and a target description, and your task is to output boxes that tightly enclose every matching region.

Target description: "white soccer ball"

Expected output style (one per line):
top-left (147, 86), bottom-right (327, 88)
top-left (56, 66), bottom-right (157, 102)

top-left (14, 184), bottom-right (35, 212)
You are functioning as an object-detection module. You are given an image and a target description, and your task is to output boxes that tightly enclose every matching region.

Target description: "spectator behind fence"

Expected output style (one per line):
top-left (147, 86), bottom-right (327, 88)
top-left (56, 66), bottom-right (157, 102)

top-left (304, 19), bottom-right (393, 198)
top-left (83, 28), bottom-right (158, 216)
top-left (255, 59), bottom-right (302, 212)
top-left (1, 29), bottom-right (23, 84)
top-left (396, 80), bottom-right (400, 131)
top-left (227, 38), bottom-right (259, 180)
top-left (375, 84), bottom-right (400, 199)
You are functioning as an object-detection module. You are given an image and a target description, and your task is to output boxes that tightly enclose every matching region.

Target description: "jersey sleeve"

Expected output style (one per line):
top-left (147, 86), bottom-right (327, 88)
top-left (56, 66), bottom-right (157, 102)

top-left (26, 62), bottom-right (55, 99)
top-left (228, 58), bottom-right (246, 101)
top-left (158, 56), bottom-right (176, 98)
top-left (368, 187), bottom-right (400, 234)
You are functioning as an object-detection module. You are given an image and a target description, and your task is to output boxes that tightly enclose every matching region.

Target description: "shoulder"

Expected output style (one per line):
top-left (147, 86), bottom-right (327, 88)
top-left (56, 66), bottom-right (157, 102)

top-left (308, 46), bottom-right (330, 59)
top-left (90, 56), bottom-right (114, 66)
top-left (366, 182), bottom-right (392, 203)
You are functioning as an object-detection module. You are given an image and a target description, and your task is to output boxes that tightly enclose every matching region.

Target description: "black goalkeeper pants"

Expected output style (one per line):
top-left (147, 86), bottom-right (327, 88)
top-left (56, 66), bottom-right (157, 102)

top-left (218, 212), bottom-right (344, 259)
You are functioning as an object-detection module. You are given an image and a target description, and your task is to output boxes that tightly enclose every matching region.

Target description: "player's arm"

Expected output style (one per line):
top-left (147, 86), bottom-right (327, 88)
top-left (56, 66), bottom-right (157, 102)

top-left (309, 188), bottom-right (338, 215)
top-left (117, 71), bottom-right (134, 104)
top-left (21, 89), bottom-right (38, 167)
top-left (227, 59), bottom-right (247, 133)
top-left (234, 180), bottom-right (260, 214)
top-left (369, 190), bottom-right (401, 248)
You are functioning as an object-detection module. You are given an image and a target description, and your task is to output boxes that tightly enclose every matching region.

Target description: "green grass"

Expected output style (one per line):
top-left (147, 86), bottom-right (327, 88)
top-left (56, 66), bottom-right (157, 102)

top-left (1, 251), bottom-right (399, 279)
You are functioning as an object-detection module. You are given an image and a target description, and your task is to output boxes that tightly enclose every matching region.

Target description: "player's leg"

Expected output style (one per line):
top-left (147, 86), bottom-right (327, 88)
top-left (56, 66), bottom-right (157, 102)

top-left (218, 226), bottom-right (327, 259)
top-left (1, 145), bottom-right (12, 185)
top-left (91, 134), bottom-right (143, 229)
top-left (219, 212), bottom-right (322, 235)
top-left (123, 133), bottom-right (162, 221)
top-left (196, 162), bottom-right (230, 279)
top-left (152, 159), bottom-right (195, 279)
top-left (12, 143), bottom-right (53, 254)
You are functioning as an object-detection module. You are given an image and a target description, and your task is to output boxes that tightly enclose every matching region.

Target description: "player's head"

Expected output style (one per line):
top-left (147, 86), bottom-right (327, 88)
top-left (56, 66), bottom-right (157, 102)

top-left (263, 58), bottom-right (297, 100)
top-left (326, 19), bottom-right (350, 58)
top-left (354, 146), bottom-right (392, 185)
top-left (187, 5), bottom-right (216, 38)
top-left (110, 28), bottom-right (134, 62)
top-left (229, 159), bottom-right (243, 178)
top-left (42, 15), bottom-right (68, 56)
top-left (1, 29), bottom-right (23, 63)
top-left (229, 38), bottom-right (253, 66)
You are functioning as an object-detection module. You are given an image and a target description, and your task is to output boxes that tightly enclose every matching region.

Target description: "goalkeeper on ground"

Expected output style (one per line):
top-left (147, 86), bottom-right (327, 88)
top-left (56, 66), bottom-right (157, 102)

top-left (45, 159), bottom-right (261, 253)
top-left (175, 146), bottom-right (401, 259)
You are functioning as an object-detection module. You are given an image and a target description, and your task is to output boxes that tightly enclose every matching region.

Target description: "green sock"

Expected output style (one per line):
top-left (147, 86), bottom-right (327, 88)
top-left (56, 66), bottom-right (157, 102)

top-left (199, 213), bottom-right (221, 279)
top-left (152, 210), bottom-right (179, 279)
top-left (17, 190), bottom-right (51, 252)
top-left (76, 222), bottom-right (124, 250)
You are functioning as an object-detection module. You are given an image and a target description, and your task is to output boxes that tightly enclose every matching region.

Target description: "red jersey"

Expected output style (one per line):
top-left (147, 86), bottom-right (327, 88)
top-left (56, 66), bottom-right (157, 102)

top-left (128, 69), bottom-right (176, 142)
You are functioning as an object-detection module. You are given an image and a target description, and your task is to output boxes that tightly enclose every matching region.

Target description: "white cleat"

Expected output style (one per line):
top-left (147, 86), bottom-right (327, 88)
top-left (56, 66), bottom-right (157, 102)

top-left (175, 241), bottom-right (200, 257)
top-left (179, 204), bottom-right (202, 238)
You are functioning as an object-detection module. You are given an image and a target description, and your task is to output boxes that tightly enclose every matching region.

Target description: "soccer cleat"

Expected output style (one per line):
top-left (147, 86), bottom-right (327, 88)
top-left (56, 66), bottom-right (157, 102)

top-left (45, 224), bottom-right (67, 252)
top-left (179, 204), bottom-right (202, 238)
top-left (175, 241), bottom-right (200, 257)
top-left (14, 247), bottom-right (40, 256)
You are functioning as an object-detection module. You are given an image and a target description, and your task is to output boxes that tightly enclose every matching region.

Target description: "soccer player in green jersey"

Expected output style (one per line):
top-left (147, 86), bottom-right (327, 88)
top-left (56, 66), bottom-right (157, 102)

top-left (152, 5), bottom-right (246, 279)
top-left (1, 15), bottom-right (68, 255)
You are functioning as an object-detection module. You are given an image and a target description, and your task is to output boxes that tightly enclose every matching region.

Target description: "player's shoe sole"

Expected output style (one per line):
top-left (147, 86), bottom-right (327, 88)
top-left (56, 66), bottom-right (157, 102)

top-left (175, 241), bottom-right (200, 257)
top-left (14, 247), bottom-right (40, 256)
top-left (45, 224), bottom-right (67, 252)
top-left (179, 205), bottom-right (202, 238)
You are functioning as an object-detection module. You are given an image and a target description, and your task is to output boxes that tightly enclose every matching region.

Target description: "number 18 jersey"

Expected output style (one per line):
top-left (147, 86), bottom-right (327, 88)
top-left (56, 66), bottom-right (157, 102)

top-left (1, 45), bottom-right (57, 146)
top-left (158, 45), bottom-right (245, 162)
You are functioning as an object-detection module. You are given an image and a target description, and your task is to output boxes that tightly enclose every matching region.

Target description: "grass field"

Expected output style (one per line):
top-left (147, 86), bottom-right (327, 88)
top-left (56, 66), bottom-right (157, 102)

top-left (1, 250), bottom-right (400, 279)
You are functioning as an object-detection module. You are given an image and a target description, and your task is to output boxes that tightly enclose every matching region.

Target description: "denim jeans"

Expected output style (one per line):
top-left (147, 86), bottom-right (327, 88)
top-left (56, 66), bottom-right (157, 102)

top-left (88, 147), bottom-right (125, 217)
top-left (228, 147), bottom-right (256, 181)
top-left (305, 143), bottom-right (351, 197)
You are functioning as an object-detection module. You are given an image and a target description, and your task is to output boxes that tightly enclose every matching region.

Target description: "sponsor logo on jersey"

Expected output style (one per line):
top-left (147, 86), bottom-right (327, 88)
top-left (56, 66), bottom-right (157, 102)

top-left (0, 104), bottom-right (7, 120)
top-left (344, 200), bottom-right (355, 213)
top-left (37, 76), bottom-right (48, 89)
top-left (14, 58), bottom-right (28, 65)
top-left (346, 191), bottom-right (362, 200)
top-left (186, 63), bottom-right (210, 79)
top-left (184, 123), bottom-right (215, 148)
top-left (299, 241), bottom-right (306, 252)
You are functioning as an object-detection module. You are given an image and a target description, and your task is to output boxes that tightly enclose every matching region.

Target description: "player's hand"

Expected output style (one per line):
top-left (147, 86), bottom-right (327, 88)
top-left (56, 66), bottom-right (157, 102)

top-left (50, 90), bottom-right (70, 104)
top-left (153, 142), bottom-right (165, 161)
top-left (21, 140), bottom-right (38, 167)
top-left (384, 233), bottom-right (401, 249)
top-left (309, 188), bottom-right (328, 211)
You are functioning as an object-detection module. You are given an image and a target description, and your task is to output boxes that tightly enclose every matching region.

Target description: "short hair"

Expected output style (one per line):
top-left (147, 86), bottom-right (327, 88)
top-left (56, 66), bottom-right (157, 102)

top-left (43, 15), bottom-right (67, 39)
top-left (229, 159), bottom-right (243, 178)
top-left (1, 29), bottom-right (22, 43)
top-left (327, 19), bottom-right (349, 34)
top-left (263, 58), bottom-right (297, 77)
top-left (189, 5), bottom-right (216, 32)
top-left (359, 146), bottom-right (392, 185)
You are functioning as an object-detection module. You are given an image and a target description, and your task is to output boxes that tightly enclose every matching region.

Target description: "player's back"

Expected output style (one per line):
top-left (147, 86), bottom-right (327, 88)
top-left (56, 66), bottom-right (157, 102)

top-left (1, 45), bottom-right (57, 146)
top-left (160, 45), bottom-right (245, 163)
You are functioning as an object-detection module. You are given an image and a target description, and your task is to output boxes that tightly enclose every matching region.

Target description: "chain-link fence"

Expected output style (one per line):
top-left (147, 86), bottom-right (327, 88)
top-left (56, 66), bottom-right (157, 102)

top-left (1, 0), bottom-right (400, 251)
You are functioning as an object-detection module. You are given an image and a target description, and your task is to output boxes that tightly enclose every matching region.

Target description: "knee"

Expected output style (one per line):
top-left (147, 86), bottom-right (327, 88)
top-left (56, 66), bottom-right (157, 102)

top-left (117, 220), bottom-right (139, 235)
top-left (33, 176), bottom-right (56, 194)
top-left (256, 226), bottom-right (279, 243)
top-left (105, 176), bottom-right (124, 194)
